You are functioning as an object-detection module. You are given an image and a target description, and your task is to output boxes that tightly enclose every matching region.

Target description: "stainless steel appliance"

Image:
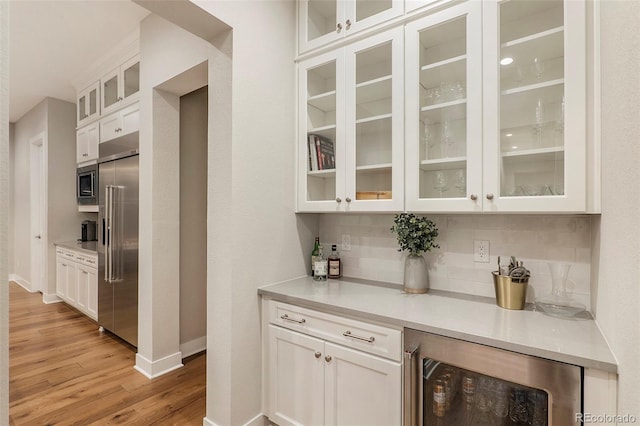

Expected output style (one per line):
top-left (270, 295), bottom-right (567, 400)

top-left (98, 139), bottom-right (139, 347)
top-left (404, 329), bottom-right (582, 425)
top-left (81, 220), bottom-right (97, 242)
top-left (77, 164), bottom-right (98, 205)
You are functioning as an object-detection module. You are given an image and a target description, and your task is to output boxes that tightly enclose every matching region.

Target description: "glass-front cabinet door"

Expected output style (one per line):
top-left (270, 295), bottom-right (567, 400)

top-left (405, 2), bottom-right (483, 212)
top-left (482, 0), bottom-right (586, 212)
top-left (77, 81), bottom-right (100, 127)
top-left (298, 0), bottom-right (403, 54)
top-left (297, 27), bottom-right (403, 212)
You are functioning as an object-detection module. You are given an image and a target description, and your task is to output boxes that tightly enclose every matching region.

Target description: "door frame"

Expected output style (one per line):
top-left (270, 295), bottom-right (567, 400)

top-left (29, 132), bottom-right (46, 294)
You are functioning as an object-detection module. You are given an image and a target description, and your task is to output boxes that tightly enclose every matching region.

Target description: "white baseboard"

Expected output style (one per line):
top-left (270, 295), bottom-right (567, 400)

top-left (9, 274), bottom-right (33, 292)
top-left (202, 414), bottom-right (267, 426)
top-left (134, 351), bottom-right (183, 379)
top-left (42, 292), bottom-right (62, 304)
top-left (180, 336), bottom-right (206, 358)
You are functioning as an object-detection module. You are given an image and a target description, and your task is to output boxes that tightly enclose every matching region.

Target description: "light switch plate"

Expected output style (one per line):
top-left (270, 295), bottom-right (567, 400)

top-left (341, 234), bottom-right (351, 251)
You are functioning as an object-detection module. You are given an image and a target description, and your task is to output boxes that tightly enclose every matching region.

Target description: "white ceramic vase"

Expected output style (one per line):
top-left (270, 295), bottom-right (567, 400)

top-left (403, 254), bottom-right (429, 294)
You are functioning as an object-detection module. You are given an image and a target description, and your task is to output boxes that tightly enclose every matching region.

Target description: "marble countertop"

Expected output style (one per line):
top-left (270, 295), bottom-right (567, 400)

top-left (258, 276), bottom-right (617, 373)
top-left (55, 240), bottom-right (98, 255)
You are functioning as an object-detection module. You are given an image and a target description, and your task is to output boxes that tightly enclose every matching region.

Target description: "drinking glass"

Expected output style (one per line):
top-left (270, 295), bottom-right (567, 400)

top-left (533, 57), bottom-right (545, 80)
top-left (454, 169), bottom-right (466, 196)
top-left (533, 98), bottom-right (544, 145)
top-left (433, 171), bottom-right (448, 197)
top-left (441, 119), bottom-right (451, 157)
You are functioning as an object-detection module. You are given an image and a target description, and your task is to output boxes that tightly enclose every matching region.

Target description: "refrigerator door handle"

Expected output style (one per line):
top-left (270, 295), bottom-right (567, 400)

top-left (105, 185), bottom-right (113, 283)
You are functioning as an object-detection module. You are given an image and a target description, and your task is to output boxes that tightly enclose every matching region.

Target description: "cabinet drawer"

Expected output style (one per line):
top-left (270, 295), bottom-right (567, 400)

top-left (74, 253), bottom-right (98, 269)
top-left (268, 301), bottom-right (402, 361)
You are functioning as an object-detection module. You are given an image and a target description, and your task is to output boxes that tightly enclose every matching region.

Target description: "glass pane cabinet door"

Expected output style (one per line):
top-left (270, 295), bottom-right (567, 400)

top-left (298, 51), bottom-right (342, 211)
top-left (123, 60), bottom-right (140, 99)
top-left (405, 2), bottom-right (482, 212)
top-left (103, 74), bottom-right (119, 111)
top-left (78, 94), bottom-right (88, 122)
top-left (499, 0), bottom-right (565, 198)
top-left (88, 86), bottom-right (98, 116)
top-left (484, 0), bottom-right (586, 211)
top-left (307, 0), bottom-right (338, 43)
top-left (344, 27), bottom-right (404, 211)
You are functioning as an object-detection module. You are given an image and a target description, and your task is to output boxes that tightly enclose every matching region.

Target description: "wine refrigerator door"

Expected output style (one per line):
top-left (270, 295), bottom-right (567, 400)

top-left (404, 329), bottom-right (581, 426)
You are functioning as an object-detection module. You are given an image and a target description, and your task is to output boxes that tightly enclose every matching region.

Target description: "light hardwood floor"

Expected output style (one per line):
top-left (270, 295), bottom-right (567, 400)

top-left (8, 282), bottom-right (206, 425)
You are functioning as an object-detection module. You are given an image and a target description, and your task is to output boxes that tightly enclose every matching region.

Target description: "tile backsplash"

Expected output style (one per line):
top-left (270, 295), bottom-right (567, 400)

top-left (319, 214), bottom-right (593, 310)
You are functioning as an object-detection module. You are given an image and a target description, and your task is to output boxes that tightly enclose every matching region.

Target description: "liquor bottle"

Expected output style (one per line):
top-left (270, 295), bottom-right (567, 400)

top-left (327, 244), bottom-right (342, 279)
top-left (310, 237), bottom-right (320, 277)
top-left (313, 244), bottom-right (327, 281)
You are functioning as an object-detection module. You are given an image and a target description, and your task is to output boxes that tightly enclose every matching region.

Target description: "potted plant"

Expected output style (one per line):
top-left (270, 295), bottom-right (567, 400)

top-left (390, 213), bottom-right (440, 293)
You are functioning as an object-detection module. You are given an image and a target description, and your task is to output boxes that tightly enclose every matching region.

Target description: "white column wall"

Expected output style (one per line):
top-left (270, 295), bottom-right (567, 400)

top-left (595, 0), bottom-right (640, 417)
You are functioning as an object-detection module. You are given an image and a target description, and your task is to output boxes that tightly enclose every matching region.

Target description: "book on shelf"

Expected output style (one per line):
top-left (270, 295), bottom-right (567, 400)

top-left (307, 133), bottom-right (335, 171)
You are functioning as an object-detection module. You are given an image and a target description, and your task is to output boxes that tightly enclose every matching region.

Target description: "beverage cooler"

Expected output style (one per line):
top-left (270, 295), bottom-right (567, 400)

top-left (403, 329), bottom-right (582, 425)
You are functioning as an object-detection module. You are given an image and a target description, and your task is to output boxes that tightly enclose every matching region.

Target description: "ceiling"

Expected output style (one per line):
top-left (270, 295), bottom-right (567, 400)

top-left (8, 0), bottom-right (151, 123)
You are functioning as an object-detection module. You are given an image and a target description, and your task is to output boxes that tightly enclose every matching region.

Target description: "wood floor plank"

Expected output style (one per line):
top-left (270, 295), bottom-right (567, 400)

top-left (8, 282), bottom-right (206, 425)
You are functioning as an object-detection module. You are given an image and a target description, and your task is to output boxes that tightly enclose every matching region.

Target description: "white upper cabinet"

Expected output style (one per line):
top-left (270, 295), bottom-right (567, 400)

top-left (405, 1), bottom-right (483, 212)
top-left (482, 0), bottom-right (587, 212)
top-left (405, 0), bottom-right (591, 213)
top-left (77, 81), bottom-right (100, 127)
top-left (101, 54), bottom-right (140, 116)
top-left (298, 0), bottom-right (403, 54)
top-left (76, 121), bottom-right (99, 165)
top-left (298, 27), bottom-right (404, 212)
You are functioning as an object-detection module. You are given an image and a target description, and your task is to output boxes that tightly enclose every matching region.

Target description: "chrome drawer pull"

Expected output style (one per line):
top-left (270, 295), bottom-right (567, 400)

top-left (280, 314), bottom-right (306, 324)
top-left (343, 330), bottom-right (375, 343)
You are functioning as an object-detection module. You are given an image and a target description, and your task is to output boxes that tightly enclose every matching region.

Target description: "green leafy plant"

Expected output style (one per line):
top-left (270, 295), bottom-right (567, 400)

top-left (390, 213), bottom-right (440, 256)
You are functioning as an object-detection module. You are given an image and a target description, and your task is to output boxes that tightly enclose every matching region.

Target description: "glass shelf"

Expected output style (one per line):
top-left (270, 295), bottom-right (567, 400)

top-left (420, 157), bottom-right (466, 171)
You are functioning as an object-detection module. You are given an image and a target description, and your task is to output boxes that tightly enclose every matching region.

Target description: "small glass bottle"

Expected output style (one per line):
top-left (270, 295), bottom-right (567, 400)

top-left (313, 244), bottom-right (327, 281)
top-left (327, 244), bottom-right (342, 279)
top-left (310, 237), bottom-right (320, 277)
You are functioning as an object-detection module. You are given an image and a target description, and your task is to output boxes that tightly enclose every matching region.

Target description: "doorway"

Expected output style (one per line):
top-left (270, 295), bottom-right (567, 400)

top-left (29, 133), bottom-right (45, 293)
top-left (179, 85), bottom-right (208, 357)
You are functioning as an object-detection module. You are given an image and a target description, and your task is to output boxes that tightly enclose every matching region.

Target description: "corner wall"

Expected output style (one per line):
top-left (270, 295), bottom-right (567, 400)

top-left (595, 0), bottom-right (640, 416)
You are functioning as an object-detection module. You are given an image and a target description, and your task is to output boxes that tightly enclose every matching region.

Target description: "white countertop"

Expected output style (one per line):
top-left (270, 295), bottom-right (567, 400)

top-left (55, 240), bottom-right (98, 255)
top-left (258, 276), bottom-right (617, 373)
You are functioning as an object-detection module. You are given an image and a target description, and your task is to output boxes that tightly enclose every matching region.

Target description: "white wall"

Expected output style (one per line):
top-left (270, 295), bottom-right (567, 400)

top-left (595, 0), bottom-right (640, 416)
top-left (319, 213), bottom-right (593, 307)
top-left (11, 100), bottom-right (46, 286)
top-left (138, 3), bottom-right (314, 423)
top-left (179, 86), bottom-right (207, 355)
top-left (8, 124), bottom-right (13, 276)
top-left (45, 98), bottom-right (84, 298)
top-left (10, 98), bottom-right (87, 296)
top-left (0, 1), bottom-right (9, 419)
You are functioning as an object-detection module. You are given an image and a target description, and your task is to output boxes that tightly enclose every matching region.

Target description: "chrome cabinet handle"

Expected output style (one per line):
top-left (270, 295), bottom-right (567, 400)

top-left (315, 351), bottom-right (321, 359)
top-left (336, 22), bottom-right (342, 33)
top-left (345, 197), bottom-right (352, 203)
top-left (343, 330), bottom-right (375, 343)
top-left (280, 313), bottom-right (306, 324)
top-left (325, 355), bottom-right (332, 362)
top-left (470, 194), bottom-right (477, 201)
top-left (335, 197), bottom-right (342, 203)
top-left (486, 193), bottom-right (494, 200)
top-left (345, 19), bottom-right (351, 30)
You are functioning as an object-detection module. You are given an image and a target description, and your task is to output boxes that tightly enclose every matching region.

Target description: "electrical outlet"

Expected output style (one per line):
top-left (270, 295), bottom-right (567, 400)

top-left (474, 240), bottom-right (490, 263)
top-left (341, 234), bottom-right (351, 251)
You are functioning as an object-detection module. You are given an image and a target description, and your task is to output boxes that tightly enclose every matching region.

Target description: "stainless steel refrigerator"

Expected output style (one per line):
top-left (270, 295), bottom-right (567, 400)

top-left (98, 148), bottom-right (139, 347)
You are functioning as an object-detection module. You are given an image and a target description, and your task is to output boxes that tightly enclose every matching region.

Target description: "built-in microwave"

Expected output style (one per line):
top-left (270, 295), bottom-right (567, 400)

top-left (77, 164), bottom-right (98, 205)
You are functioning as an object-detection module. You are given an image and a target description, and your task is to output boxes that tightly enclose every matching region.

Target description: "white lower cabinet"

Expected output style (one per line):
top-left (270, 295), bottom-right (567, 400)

top-left (265, 301), bottom-right (402, 426)
top-left (55, 247), bottom-right (98, 320)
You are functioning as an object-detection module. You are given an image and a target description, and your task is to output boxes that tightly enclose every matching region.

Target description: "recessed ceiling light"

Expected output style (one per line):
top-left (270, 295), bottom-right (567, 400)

top-left (505, 133), bottom-right (513, 137)
top-left (512, 146), bottom-right (518, 150)
top-left (500, 57), bottom-right (514, 66)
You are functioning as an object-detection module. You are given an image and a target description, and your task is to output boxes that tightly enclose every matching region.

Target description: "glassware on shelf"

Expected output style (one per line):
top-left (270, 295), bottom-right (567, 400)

top-left (441, 119), bottom-right (451, 157)
top-left (433, 171), bottom-right (448, 197)
top-left (535, 262), bottom-right (587, 318)
top-left (533, 98), bottom-right (544, 145)
top-left (454, 169), bottom-right (466, 196)
top-left (533, 56), bottom-right (545, 81)
top-left (554, 96), bottom-right (565, 146)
